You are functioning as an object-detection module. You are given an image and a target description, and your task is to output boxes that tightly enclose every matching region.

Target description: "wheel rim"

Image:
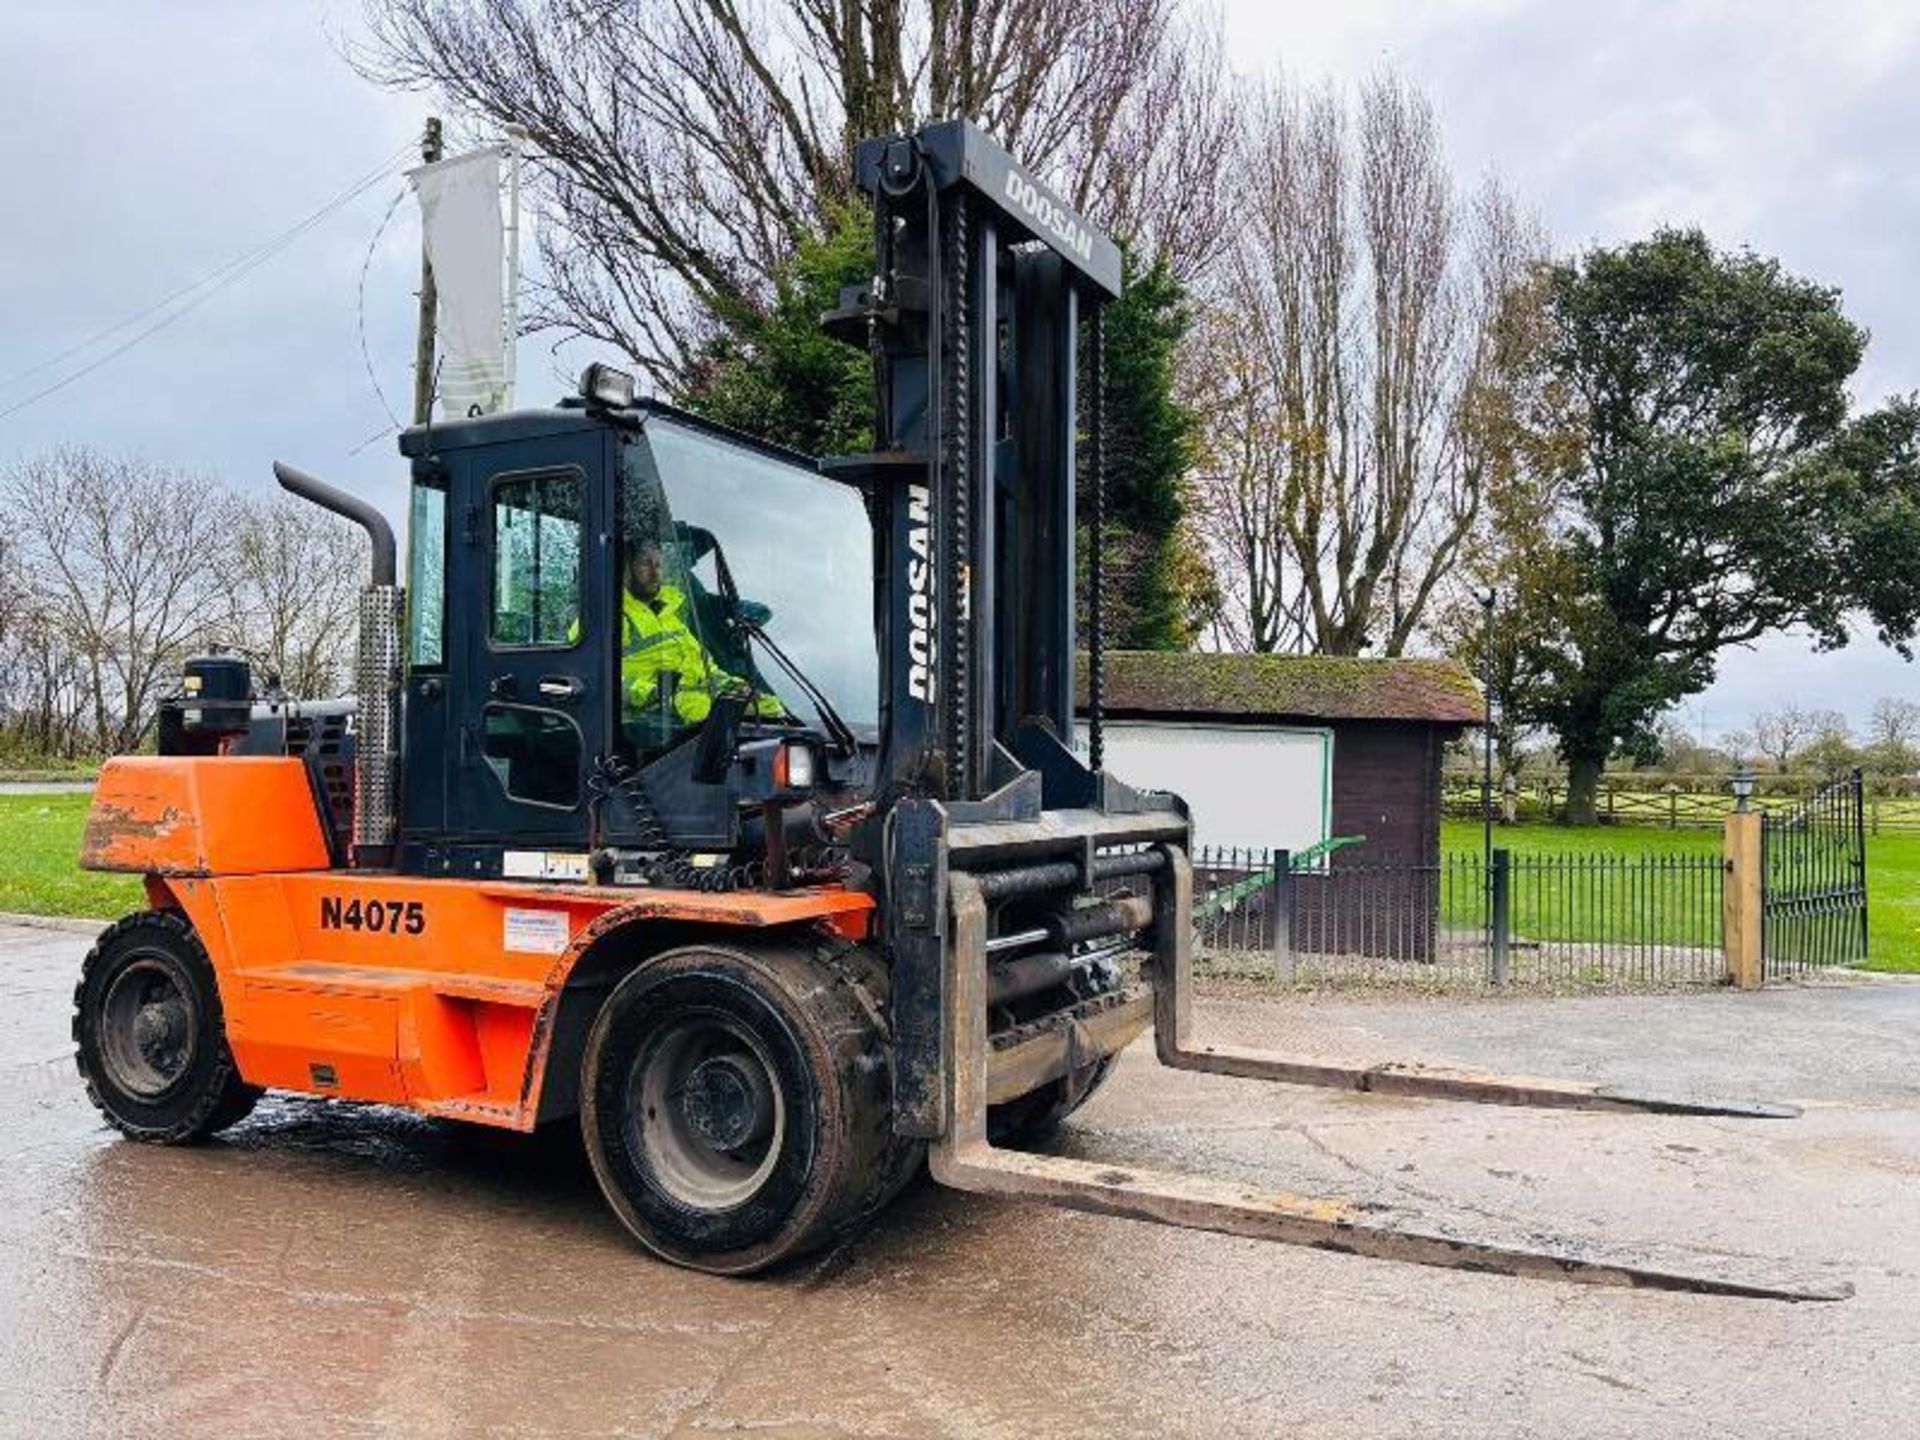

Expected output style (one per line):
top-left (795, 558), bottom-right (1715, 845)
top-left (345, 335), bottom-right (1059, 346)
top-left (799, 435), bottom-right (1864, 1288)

top-left (626, 1011), bottom-right (786, 1212)
top-left (99, 956), bottom-right (197, 1099)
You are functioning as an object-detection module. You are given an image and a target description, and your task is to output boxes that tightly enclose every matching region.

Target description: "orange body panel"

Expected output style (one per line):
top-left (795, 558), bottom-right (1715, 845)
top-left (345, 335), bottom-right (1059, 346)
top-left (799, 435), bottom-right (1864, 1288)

top-left (81, 756), bottom-right (331, 875)
top-left (83, 756), bottom-right (874, 1129)
top-left (156, 870), bottom-right (873, 1129)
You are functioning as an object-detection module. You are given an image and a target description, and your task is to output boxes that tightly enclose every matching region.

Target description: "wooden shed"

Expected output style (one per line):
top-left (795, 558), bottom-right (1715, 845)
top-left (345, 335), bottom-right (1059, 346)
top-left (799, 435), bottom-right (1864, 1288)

top-left (1077, 651), bottom-right (1485, 959)
top-left (1078, 650), bottom-right (1484, 858)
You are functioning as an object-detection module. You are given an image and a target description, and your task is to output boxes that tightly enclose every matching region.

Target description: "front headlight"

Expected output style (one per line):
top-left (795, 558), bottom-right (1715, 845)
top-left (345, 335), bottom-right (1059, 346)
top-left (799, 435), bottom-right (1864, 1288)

top-left (773, 740), bottom-right (815, 791)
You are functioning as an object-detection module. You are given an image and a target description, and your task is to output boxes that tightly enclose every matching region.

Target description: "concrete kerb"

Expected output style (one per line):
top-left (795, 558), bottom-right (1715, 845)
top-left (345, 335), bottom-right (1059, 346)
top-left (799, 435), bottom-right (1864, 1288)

top-left (0, 912), bottom-right (109, 936)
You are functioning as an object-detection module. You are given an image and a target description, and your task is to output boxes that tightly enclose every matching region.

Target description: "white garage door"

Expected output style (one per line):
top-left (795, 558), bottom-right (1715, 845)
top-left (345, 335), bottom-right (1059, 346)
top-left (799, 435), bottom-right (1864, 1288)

top-left (1075, 721), bottom-right (1332, 856)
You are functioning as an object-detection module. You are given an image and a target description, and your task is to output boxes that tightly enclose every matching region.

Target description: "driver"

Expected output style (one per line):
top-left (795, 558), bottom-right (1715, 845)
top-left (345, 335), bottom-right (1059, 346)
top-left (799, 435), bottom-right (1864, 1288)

top-left (618, 540), bottom-right (783, 726)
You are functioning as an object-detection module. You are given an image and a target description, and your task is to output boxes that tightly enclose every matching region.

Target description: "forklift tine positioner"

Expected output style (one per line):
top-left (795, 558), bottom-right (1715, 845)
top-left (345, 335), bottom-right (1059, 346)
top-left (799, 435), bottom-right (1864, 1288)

top-left (933, 856), bottom-right (1847, 1302)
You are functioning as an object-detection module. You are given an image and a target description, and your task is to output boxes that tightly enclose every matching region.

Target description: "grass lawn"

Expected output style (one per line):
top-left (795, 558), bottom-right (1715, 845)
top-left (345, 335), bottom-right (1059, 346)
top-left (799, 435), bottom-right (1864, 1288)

top-left (1442, 819), bottom-right (1920, 974)
top-left (0, 793), bottom-right (141, 920)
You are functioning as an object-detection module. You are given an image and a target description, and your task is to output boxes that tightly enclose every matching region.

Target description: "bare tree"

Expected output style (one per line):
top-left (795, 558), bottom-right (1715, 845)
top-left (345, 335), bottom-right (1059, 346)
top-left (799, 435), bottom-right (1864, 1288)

top-left (1, 450), bottom-right (237, 755)
top-left (1188, 72), bottom-right (1543, 656)
top-left (1749, 703), bottom-right (1820, 771)
top-left (0, 533), bottom-right (23, 726)
top-left (1861, 695), bottom-right (1920, 778)
top-left (1720, 726), bottom-right (1757, 765)
top-left (0, 602), bottom-right (94, 761)
top-left (1868, 696), bottom-right (1920, 750)
top-left (0, 536), bottom-right (66, 758)
top-left (224, 497), bottom-right (368, 699)
top-left (1184, 299), bottom-right (1310, 652)
top-left (1795, 710), bottom-right (1857, 780)
top-left (355, 0), bottom-right (1234, 385)
top-left (1650, 716), bottom-right (1733, 777)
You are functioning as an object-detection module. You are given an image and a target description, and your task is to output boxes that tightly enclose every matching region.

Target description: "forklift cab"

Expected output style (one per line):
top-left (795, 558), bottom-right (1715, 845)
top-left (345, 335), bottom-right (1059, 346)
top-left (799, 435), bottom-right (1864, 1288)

top-left (395, 391), bottom-right (876, 876)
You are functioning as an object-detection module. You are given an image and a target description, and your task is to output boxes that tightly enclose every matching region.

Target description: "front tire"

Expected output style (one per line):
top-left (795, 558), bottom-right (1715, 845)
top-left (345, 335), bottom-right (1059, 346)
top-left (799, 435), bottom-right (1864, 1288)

top-left (579, 937), bottom-right (916, 1275)
top-left (73, 910), bottom-right (260, 1143)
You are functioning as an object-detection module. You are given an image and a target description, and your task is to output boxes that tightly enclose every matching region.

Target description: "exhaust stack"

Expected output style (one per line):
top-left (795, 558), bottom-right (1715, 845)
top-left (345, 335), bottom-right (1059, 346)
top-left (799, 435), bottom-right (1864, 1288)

top-left (273, 462), bottom-right (401, 867)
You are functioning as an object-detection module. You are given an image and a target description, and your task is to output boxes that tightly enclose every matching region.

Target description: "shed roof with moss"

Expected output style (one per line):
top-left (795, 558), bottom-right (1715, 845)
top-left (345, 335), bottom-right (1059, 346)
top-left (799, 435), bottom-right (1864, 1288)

top-left (1074, 651), bottom-right (1485, 727)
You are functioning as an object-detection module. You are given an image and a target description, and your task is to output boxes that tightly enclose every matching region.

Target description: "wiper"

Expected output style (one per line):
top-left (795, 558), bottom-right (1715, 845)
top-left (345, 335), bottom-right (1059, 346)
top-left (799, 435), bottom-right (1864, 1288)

top-left (744, 619), bottom-right (859, 759)
top-left (696, 520), bottom-right (859, 759)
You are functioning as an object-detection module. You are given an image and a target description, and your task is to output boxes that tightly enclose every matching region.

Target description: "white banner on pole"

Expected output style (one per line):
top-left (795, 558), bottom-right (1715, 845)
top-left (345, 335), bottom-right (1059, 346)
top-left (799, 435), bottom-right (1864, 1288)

top-left (410, 148), bottom-right (506, 418)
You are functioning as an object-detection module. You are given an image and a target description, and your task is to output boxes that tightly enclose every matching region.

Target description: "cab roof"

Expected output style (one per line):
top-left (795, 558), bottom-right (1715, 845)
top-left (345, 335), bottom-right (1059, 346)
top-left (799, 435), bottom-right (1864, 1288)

top-left (396, 395), bottom-right (820, 473)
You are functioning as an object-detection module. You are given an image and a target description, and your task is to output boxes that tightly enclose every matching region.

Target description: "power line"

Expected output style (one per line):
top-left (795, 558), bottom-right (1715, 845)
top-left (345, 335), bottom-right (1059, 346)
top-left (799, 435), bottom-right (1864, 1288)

top-left (357, 180), bottom-right (412, 432)
top-left (0, 139), bottom-right (415, 394)
top-left (0, 140), bottom-right (419, 423)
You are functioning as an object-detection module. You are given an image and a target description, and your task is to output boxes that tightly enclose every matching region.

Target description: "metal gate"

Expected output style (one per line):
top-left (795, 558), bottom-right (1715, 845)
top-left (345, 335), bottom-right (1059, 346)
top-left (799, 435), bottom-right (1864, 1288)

top-left (1763, 768), bottom-right (1869, 974)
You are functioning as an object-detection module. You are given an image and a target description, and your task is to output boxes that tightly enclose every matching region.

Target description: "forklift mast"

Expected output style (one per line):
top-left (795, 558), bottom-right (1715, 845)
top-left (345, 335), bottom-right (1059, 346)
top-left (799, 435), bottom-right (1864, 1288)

top-left (819, 123), bottom-right (1175, 1137)
top-left (826, 121), bottom-right (1122, 804)
top-left (807, 128), bottom-right (1836, 1307)
top-left (817, 126), bottom-right (1205, 1136)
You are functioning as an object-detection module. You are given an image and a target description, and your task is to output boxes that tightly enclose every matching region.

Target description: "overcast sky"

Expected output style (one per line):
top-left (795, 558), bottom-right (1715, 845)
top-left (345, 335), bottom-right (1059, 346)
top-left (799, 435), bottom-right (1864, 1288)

top-left (3, 1), bottom-right (1917, 738)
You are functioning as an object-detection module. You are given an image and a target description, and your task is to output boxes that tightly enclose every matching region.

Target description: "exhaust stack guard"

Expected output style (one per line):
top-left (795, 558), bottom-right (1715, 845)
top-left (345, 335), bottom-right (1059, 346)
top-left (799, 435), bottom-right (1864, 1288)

top-left (273, 461), bottom-right (401, 867)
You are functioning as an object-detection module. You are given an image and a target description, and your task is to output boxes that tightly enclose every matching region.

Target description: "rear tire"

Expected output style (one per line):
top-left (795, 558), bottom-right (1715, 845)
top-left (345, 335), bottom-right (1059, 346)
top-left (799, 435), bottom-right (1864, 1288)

top-left (73, 910), bottom-right (260, 1143)
top-left (579, 937), bottom-right (917, 1275)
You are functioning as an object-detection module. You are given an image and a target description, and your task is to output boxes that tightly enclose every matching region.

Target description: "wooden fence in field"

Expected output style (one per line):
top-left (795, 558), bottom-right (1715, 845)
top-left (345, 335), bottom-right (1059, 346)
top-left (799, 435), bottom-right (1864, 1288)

top-left (1442, 771), bottom-right (1920, 834)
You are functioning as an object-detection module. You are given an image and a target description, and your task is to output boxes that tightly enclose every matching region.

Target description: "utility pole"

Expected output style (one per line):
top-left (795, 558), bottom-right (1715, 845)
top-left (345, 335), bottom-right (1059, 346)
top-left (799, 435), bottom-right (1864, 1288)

top-left (503, 123), bottom-right (527, 411)
top-left (411, 116), bottom-right (443, 425)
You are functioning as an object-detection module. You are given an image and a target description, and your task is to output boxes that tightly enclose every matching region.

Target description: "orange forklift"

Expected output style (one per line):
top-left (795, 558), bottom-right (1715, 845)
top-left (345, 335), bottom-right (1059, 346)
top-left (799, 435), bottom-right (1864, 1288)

top-left (73, 122), bottom-right (1839, 1298)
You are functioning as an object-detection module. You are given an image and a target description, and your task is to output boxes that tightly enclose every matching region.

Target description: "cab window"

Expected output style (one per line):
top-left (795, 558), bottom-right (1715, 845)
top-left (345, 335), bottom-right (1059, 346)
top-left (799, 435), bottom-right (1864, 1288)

top-left (615, 439), bottom-right (754, 756)
top-left (480, 703), bottom-right (582, 810)
top-left (405, 471), bottom-right (448, 666)
top-left (490, 470), bottom-right (583, 648)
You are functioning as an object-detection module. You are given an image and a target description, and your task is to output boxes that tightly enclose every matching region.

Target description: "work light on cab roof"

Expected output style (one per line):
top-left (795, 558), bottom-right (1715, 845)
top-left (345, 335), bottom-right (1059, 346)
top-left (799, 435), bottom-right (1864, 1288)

top-left (580, 360), bottom-right (637, 409)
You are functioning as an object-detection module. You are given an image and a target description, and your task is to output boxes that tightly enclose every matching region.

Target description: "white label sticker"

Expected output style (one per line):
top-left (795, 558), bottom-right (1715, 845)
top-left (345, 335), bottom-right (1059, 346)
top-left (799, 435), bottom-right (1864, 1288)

top-left (503, 907), bottom-right (571, 955)
top-left (502, 850), bottom-right (591, 882)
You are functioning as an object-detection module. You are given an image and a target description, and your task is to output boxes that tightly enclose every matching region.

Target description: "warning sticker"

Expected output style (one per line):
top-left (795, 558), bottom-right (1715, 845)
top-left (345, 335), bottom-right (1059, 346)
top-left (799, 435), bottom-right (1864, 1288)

top-left (503, 907), bottom-right (571, 955)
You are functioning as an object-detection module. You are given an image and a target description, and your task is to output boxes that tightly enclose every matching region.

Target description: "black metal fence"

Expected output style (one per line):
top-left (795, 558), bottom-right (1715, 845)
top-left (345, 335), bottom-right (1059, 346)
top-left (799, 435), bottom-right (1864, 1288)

top-left (1194, 845), bottom-right (1727, 991)
top-left (1763, 770), bottom-right (1869, 976)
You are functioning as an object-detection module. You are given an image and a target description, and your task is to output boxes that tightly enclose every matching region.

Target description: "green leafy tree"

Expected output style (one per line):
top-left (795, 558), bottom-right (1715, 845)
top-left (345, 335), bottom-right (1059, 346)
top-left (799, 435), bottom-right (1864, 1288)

top-left (1822, 395), bottom-right (1920, 643)
top-left (675, 203), bottom-right (875, 458)
top-left (1090, 251), bottom-right (1201, 650)
top-left (1506, 229), bottom-right (1920, 822)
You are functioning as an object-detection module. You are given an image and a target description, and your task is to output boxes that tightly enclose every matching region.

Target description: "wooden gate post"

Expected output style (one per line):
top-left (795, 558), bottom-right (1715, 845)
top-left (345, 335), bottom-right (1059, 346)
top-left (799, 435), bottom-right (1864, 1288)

top-left (1723, 810), bottom-right (1764, 989)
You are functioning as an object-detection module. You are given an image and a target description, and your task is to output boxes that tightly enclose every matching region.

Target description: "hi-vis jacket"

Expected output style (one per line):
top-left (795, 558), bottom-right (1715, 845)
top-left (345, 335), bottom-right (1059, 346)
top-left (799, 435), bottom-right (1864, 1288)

top-left (619, 584), bottom-right (779, 724)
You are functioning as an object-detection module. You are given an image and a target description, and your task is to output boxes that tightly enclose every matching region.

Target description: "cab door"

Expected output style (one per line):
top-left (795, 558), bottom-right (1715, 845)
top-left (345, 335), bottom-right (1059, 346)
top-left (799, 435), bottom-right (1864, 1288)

top-left (451, 431), bottom-right (610, 846)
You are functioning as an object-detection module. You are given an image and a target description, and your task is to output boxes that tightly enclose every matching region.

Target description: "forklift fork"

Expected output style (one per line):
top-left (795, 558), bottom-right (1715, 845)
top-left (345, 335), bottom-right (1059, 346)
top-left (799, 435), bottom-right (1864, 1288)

top-left (930, 847), bottom-right (1848, 1301)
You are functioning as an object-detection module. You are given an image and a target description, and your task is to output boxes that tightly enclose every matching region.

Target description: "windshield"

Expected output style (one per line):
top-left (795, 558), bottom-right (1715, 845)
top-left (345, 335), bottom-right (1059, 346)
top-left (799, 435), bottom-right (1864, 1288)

top-left (619, 417), bottom-right (877, 744)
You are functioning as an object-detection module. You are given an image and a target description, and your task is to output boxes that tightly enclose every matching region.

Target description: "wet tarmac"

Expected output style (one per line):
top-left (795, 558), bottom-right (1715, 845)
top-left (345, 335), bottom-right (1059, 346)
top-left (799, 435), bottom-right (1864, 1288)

top-left (3, 919), bottom-right (1917, 1437)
